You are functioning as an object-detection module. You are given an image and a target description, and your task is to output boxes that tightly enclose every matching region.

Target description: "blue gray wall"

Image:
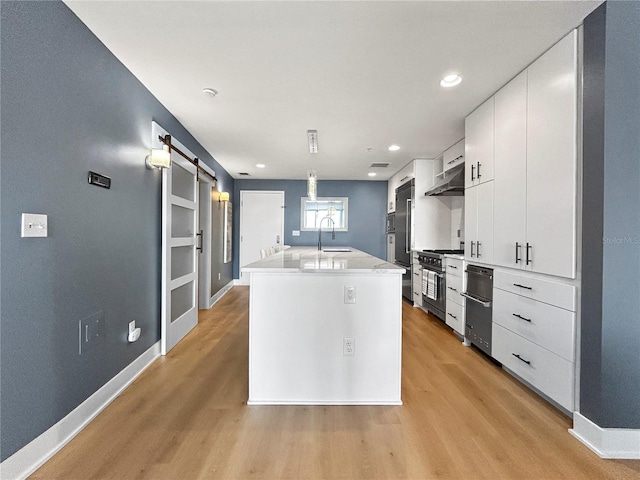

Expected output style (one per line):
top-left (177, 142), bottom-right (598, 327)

top-left (0, 1), bottom-right (233, 460)
top-left (233, 180), bottom-right (387, 278)
top-left (580, 1), bottom-right (640, 428)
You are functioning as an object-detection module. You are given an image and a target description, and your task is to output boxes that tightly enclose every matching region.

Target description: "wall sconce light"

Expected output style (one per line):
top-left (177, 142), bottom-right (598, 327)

top-left (219, 191), bottom-right (230, 202)
top-left (146, 144), bottom-right (171, 170)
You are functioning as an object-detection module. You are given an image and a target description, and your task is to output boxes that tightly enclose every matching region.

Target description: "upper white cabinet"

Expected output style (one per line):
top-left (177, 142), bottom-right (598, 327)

top-left (443, 139), bottom-right (465, 173)
top-left (493, 71), bottom-right (528, 269)
top-left (388, 162), bottom-right (415, 213)
top-left (525, 31), bottom-right (578, 279)
top-left (465, 98), bottom-right (494, 187)
top-left (493, 31), bottom-right (578, 279)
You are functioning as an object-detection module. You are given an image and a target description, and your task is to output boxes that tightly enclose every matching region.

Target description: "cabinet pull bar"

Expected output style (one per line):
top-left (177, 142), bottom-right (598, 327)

top-left (449, 265), bottom-right (458, 269)
top-left (513, 283), bottom-right (532, 290)
top-left (448, 313), bottom-right (457, 319)
top-left (470, 241), bottom-right (475, 257)
top-left (477, 241), bottom-right (482, 257)
top-left (526, 243), bottom-right (532, 265)
top-left (447, 286), bottom-right (457, 292)
top-left (477, 162), bottom-right (482, 179)
top-left (515, 242), bottom-right (521, 263)
top-left (512, 313), bottom-right (532, 323)
top-left (512, 353), bottom-right (531, 365)
top-left (470, 164), bottom-right (475, 181)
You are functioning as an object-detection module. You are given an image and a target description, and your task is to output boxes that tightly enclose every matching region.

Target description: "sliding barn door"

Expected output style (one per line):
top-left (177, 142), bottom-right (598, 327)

top-left (161, 150), bottom-right (199, 355)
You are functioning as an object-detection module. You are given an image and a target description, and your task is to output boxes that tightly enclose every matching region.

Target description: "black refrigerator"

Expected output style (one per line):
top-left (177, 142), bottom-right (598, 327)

top-left (394, 179), bottom-right (414, 300)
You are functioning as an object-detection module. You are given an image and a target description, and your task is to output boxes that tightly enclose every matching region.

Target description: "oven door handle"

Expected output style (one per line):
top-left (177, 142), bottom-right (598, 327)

top-left (421, 269), bottom-right (444, 278)
top-left (460, 292), bottom-right (492, 307)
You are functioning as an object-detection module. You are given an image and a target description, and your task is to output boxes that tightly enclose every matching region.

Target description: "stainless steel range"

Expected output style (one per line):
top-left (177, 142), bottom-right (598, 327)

top-left (418, 249), bottom-right (463, 321)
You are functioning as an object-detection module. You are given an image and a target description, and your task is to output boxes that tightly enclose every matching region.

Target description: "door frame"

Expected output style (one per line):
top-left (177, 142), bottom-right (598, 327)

top-left (238, 190), bottom-right (285, 285)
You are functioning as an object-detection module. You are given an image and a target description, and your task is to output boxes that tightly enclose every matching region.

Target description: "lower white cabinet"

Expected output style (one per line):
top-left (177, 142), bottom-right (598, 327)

top-left (492, 324), bottom-right (574, 410)
top-left (445, 256), bottom-right (465, 336)
top-left (492, 269), bottom-right (576, 410)
top-left (412, 252), bottom-right (423, 307)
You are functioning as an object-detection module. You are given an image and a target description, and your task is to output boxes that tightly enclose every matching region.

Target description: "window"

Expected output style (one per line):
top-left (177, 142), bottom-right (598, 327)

top-left (300, 197), bottom-right (348, 231)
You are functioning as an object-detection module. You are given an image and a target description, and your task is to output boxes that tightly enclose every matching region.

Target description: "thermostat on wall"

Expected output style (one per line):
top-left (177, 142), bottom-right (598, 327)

top-left (88, 171), bottom-right (111, 189)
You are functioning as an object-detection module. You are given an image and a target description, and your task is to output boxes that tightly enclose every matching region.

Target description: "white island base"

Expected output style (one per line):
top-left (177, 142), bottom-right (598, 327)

top-left (244, 247), bottom-right (404, 405)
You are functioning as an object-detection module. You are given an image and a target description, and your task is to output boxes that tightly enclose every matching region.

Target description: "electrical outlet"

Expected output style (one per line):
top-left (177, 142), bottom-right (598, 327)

top-left (343, 337), bottom-right (355, 356)
top-left (218, 272), bottom-right (221, 280)
top-left (344, 286), bottom-right (356, 304)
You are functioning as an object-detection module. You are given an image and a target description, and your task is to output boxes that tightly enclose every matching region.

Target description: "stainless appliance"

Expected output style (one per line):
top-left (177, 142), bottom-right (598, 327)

top-left (386, 213), bottom-right (396, 233)
top-left (394, 180), bottom-right (414, 300)
top-left (424, 163), bottom-right (465, 196)
top-left (461, 265), bottom-right (494, 356)
top-left (418, 249), bottom-right (463, 321)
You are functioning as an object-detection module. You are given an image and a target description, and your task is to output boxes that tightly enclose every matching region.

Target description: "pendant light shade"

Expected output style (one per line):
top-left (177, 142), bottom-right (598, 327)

top-left (307, 170), bottom-right (317, 201)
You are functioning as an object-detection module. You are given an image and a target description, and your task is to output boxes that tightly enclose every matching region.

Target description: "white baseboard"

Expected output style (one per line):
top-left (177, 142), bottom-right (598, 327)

top-left (0, 342), bottom-right (161, 480)
top-left (208, 281), bottom-right (234, 308)
top-left (569, 412), bottom-right (640, 459)
top-left (233, 278), bottom-right (249, 286)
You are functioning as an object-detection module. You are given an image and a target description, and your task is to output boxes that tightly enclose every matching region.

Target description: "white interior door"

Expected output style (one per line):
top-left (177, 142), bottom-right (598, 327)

top-left (239, 191), bottom-right (285, 284)
top-left (161, 149), bottom-right (199, 355)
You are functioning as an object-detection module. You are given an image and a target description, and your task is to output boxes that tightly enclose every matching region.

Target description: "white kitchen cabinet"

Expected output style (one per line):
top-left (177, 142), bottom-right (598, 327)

top-left (387, 161), bottom-right (415, 213)
top-left (525, 30), bottom-right (578, 279)
top-left (493, 31), bottom-right (577, 279)
top-left (492, 268), bottom-right (577, 411)
top-left (442, 139), bottom-right (465, 173)
top-left (464, 181), bottom-right (493, 264)
top-left (445, 256), bottom-right (466, 337)
top-left (493, 71), bottom-right (528, 269)
top-left (465, 97), bottom-right (494, 187)
top-left (412, 251), bottom-right (423, 307)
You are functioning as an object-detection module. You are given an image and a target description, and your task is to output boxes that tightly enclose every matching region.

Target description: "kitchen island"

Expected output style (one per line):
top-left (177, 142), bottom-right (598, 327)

top-left (242, 247), bottom-right (404, 405)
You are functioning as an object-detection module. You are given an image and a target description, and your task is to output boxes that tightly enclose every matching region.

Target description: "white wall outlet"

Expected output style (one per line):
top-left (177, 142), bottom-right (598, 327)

top-left (128, 320), bottom-right (141, 343)
top-left (292, 230), bottom-right (300, 237)
top-left (344, 286), bottom-right (356, 304)
top-left (343, 337), bottom-right (355, 356)
top-left (21, 213), bottom-right (48, 238)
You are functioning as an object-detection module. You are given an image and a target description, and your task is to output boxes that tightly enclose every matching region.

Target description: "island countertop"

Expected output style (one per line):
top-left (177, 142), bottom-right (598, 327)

top-left (242, 246), bottom-right (404, 274)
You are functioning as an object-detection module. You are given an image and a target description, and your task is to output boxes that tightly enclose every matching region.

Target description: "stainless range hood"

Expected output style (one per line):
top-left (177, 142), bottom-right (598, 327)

top-left (424, 163), bottom-right (465, 196)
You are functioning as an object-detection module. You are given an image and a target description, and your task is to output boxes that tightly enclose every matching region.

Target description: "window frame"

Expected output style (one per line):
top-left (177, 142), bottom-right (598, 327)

top-left (300, 196), bottom-right (349, 232)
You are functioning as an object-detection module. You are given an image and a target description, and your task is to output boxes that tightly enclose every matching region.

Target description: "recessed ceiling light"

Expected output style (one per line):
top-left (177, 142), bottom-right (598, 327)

top-left (368, 172), bottom-right (377, 177)
top-left (202, 87), bottom-right (218, 98)
top-left (440, 74), bottom-right (462, 88)
top-left (388, 145), bottom-right (400, 151)
top-left (256, 163), bottom-right (266, 168)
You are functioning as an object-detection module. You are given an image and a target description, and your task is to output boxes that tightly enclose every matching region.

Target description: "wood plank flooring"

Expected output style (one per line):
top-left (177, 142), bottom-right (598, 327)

top-left (32, 287), bottom-right (640, 479)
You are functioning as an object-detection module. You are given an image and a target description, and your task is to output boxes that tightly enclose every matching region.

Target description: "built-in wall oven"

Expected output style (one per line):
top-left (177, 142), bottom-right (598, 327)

top-left (461, 265), bottom-right (493, 356)
top-left (418, 250), bottom-right (463, 321)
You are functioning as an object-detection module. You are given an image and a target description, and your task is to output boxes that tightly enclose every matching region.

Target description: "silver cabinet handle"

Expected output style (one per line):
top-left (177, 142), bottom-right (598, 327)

top-left (447, 286), bottom-right (457, 292)
top-left (460, 292), bottom-right (491, 307)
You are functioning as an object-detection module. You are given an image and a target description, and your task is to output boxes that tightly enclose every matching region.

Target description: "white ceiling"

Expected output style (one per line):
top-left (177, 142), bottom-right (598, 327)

top-left (65, 0), bottom-right (601, 181)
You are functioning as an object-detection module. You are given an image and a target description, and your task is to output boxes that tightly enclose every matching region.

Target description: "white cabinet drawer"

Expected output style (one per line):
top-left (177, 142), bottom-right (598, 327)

top-left (446, 274), bottom-right (464, 303)
top-left (493, 289), bottom-right (575, 361)
top-left (444, 257), bottom-right (464, 276)
top-left (445, 298), bottom-right (465, 335)
top-left (412, 289), bottom-right (423, 307)
top-left (494, 270), bottom-right (576, 311)
top-left (492, 324), bottom-right (574, 410)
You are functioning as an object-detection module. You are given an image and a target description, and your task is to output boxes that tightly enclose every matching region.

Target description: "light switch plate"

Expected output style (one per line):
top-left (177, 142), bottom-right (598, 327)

top-left (21, 213), bottom-right (48, 237)
top-left (292, 230), bottom-right (300, 237)
top-left (79, 311), bottom-right (104, 354)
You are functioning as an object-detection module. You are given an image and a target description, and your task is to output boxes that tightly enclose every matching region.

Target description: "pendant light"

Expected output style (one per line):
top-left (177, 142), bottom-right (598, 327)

top-left (307, 130), bottom-right (318, 200)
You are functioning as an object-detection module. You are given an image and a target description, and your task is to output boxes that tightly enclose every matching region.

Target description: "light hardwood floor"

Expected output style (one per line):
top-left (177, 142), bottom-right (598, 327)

top-left (32, 287), bottom-right (639, 479)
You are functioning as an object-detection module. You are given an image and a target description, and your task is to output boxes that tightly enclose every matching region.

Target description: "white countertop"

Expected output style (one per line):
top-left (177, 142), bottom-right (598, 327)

top-left (242, 247), bottom-right (405, 274)
top-left (444, 253), bottom-right (465, 260)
